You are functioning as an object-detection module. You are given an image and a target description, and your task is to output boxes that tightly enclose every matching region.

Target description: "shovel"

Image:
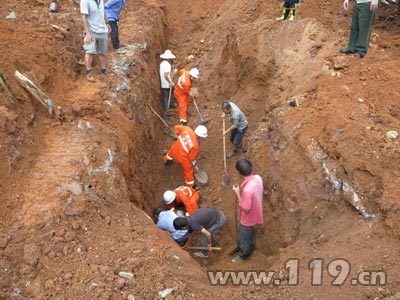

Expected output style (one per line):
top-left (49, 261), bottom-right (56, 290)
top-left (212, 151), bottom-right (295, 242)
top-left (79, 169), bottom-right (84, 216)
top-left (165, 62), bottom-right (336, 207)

top-left (221, 118), bottom-right (231, 185)
top-left (166, 87), bottom-right (173, 114)
top-left (194, 163), bottom-right (208, 185)
top-left (147, 103), bottom-right (177, 138)
top-left (191, 96), bottom-right (210, 125)
top-left (187, 246), bottom-right (222, 251)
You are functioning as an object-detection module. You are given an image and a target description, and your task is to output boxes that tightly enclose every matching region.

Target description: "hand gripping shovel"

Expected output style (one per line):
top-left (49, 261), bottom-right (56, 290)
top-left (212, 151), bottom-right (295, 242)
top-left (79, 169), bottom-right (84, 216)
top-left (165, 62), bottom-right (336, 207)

top-left (221, 117), bottom-right (231, 185)
top-left (194, 163), bottom-right (208, 185)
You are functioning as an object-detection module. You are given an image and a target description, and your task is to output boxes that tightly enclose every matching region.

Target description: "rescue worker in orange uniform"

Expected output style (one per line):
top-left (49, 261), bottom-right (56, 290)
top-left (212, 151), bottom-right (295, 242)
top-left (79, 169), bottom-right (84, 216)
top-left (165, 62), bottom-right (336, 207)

top-left (163, 186), bottom-right (200, 215)
top-left (173, 68), bottom-right (200, 125)
top-left (164, 124), bottom-right (208, 186)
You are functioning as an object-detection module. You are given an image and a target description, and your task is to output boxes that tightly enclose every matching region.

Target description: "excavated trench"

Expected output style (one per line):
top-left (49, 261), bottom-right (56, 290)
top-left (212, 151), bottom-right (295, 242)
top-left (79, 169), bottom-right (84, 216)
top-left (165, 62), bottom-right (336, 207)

top-left (2, 0), bottom-right (400, 299)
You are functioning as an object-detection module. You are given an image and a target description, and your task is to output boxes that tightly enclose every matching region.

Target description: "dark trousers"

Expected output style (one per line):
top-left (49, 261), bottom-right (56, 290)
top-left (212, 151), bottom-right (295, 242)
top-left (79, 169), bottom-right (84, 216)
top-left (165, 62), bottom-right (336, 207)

top-left (162, 88), bottom-right (177, 111)
top-left (348, 2), bottom-right (378, 55)
top-left (109, 20), bottom-right (119, 49)
top-left (230, 126), bottom-right (247, 148)
top-left (237, 225), bottom-right (255, 259)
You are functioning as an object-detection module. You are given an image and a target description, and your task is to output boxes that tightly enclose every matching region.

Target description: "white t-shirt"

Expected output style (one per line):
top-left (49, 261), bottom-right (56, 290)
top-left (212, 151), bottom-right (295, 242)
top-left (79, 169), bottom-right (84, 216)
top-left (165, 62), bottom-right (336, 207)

top-left (80, 0), bottom-right (108, 34)
top-left (159, 60), bottom-right (172, 89)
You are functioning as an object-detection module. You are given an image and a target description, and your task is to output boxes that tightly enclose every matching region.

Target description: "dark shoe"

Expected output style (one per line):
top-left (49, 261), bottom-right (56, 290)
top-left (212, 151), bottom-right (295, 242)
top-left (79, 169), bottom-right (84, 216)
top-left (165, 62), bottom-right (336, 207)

top-left (339, 48), bottom-right (354, 55)
top-left (164, 160), bottom-right (174, 166)
top-left (354, 52), bottom-right (365, 58)
top-left (180, 121), bottom-right (187, 126)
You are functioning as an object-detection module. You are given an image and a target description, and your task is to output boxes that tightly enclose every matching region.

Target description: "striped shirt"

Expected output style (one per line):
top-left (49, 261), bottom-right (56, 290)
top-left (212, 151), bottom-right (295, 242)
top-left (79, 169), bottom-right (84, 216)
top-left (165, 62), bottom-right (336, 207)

top-left (228, 102), bottom-right (248, 131)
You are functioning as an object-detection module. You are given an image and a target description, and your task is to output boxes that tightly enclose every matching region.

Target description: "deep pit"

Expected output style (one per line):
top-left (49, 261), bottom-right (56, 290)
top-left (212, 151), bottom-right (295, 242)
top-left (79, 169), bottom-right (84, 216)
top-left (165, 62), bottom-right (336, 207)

top-left (1, 0), bottom-right (400, 299)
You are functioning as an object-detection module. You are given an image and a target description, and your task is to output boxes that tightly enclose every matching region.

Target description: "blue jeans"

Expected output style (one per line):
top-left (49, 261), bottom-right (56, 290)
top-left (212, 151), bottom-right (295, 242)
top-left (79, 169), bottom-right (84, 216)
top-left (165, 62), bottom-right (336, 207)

top-left (200, 211), bottom-right (226, 255)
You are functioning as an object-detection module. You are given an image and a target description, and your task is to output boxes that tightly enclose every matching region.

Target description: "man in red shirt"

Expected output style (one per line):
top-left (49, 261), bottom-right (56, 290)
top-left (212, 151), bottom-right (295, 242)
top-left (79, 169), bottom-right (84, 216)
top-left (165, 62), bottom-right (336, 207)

top-left (174, 68), bottom-right (199, 125)
top-left (231, 159), bottom-right (264, 263)
top-left (164, 124), bottom-right (207, 186)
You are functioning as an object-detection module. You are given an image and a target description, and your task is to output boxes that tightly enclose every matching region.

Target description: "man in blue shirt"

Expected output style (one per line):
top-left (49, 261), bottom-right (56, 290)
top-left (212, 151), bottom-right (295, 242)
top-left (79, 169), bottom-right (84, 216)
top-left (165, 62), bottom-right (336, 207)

top-left (105, 0), bottom-right (126, 49)
top-left (154, 207), bottom-right (189, 246)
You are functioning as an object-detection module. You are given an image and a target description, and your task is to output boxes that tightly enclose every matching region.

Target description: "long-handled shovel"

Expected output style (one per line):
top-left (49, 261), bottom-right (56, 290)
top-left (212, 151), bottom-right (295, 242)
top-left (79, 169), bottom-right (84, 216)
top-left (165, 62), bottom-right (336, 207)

top-left (228, 191), bottom-right (240, 256)
top-left (187, 246), bottom-right (222, 251)
top-left (166, 87), bottom-right (174, 117)
top-left (191, 96), bottom-right (211, 125)
top-left (194, 163), bottom-right (208, 185)
top-left (221, 118), bottom-right (231, 185)
top-left (147, 103), bottom-right (177, 138)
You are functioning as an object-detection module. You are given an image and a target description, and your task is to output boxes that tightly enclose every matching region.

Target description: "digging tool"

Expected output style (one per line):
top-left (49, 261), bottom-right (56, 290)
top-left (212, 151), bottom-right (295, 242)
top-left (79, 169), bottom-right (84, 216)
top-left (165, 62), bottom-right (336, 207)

top-left (187, 246), bottom-right (222, 251)
top-left (191, 96), bottom-right (210, 125)
top-left (221, 117), bottom-right (231, 185)
top-left (166, 87), bottom-right (172, 113)
top-left (194, 163), bottom-right (208, 185)
top-left (147, 103), bottom-right (177, 138)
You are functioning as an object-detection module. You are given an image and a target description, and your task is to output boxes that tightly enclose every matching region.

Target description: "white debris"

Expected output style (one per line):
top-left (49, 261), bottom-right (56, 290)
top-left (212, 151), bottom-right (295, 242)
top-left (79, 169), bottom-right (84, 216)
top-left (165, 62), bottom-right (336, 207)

top-left (6, 12), bottom-right (16, 20)
top-left (386, 130), bottom-right (398, 140)
top-left (158, 288), bottom-right (174, 298)
top-left (88, 149), bottom-right (113, 175)
top-left (118, 271), bottom-right (134, 280)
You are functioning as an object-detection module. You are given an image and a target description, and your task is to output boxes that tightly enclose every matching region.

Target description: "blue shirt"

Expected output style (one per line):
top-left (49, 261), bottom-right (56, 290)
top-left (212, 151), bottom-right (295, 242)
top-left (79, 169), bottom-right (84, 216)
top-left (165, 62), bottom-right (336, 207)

top-left (105, 0), bottom-right (125, 21)
top-left (157, 209), bottom-right (188, 241)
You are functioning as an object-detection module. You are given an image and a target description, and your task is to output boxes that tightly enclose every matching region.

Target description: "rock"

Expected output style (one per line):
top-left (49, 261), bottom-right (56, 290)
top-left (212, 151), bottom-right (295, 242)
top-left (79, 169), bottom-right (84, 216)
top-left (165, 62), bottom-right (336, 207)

top-left (333, 56), bottom-right (348, 70)
top-left (127, 295), bottom-right (135, 300)
top-left (158, 288), bottom-right (174, 298)
top-left (358, 98), bottom-right (365, 103)
top-left (6, 12), bottom-right (16, 20)
top-left (23, 243), bottom-right (41, 266)
top-left (67, 181), bottom-right (83, 195)
top-left (386, 131), bottom-right (398, 140)
top-left (115, 278), bottom-right (125, 289)
top-left (118, 272), bottom-right (134, 280)
top-left (63, 195), bottom-right (86, 216)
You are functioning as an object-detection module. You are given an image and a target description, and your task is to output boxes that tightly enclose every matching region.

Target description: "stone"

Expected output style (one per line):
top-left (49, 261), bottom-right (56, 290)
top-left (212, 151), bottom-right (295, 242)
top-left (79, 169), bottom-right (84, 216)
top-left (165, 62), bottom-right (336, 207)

top-left (23, 243), bottom-right (41, 266)
top-left (127, 295), bottom-right (135, 300)
top-left (118, 272), bottom-right (134, 280)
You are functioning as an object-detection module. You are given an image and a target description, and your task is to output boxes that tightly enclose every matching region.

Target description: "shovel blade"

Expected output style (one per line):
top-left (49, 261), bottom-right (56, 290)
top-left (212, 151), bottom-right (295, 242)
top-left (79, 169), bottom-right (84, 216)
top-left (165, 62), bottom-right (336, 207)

top-left (195, 169), bottom-right (208, 184)
top-left (221, 172), bottom-right (231, 186)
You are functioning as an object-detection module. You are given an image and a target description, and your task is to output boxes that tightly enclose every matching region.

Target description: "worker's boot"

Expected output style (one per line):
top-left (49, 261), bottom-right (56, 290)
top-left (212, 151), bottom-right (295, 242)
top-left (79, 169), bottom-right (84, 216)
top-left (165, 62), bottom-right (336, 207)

top-left (288, 8), bottom-right (296, 21)
top-left (276, 8), bottom-right (289, 20)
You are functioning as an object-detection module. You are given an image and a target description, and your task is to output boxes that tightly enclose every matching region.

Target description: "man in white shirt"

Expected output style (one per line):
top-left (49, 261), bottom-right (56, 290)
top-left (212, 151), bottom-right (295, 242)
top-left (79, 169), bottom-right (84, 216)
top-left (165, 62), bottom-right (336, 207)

top-left (159, 50), bottom-right (177, 112)
top-left (80, 0), bottom-right (110, 83)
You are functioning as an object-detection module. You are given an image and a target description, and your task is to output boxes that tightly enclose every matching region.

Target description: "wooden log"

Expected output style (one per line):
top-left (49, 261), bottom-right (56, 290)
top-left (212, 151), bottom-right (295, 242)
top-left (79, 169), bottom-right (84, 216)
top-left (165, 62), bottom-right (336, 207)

top-left (0, 70), bottom-right (15, 103)
top-left (14, 70), bottom-right (57, 116)
top-left (51, 24), bottom-right (69, 35)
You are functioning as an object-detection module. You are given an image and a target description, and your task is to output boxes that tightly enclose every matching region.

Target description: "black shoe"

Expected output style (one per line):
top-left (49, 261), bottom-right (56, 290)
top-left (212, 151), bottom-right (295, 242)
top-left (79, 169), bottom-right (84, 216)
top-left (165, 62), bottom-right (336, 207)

top-left (180, 121), bottom-right (187, 126)
top-left (339, 48), bottom-right (354, 55)
top-left (164, 160), bottom-right (174, 166)
top-left (354, 52), bottom-right (365, 58)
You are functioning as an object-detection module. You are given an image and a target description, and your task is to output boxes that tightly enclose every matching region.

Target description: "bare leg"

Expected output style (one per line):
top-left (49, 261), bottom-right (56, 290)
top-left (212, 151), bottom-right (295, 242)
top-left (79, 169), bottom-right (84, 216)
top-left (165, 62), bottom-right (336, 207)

top-left (98, 54), bottom-right (107, 71)
top-left (85, 53), bottom-right (93, 71)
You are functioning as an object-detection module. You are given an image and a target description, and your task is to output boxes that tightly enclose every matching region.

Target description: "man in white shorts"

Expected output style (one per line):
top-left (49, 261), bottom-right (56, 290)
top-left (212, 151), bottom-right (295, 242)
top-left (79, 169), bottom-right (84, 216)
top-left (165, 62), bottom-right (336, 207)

top-left (80, 0), bottom-right (110, 83)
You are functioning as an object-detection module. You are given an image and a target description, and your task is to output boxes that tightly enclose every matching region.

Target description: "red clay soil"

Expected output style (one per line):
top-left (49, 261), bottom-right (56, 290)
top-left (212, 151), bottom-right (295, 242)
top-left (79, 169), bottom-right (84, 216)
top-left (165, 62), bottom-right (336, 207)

top-left (0, 0), bottom-right (400, 299)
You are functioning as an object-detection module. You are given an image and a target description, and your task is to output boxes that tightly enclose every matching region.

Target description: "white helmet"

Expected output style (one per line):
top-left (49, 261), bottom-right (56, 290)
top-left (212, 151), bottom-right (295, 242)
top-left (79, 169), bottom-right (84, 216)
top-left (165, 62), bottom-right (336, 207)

top-left (195, 125), bottom-right (208, 138)
top-left (189, 68), bottom-right (199, 79)
top-left (163, 190), bottom-right (176, 205)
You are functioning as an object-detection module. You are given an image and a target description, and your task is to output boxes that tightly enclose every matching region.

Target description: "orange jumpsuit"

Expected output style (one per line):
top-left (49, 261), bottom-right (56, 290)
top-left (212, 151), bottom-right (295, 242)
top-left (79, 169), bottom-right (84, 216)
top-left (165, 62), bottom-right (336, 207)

top-left (174, 69), bottom-right (192, 123)
top-left (164, 125), bottom-right (199, 186)
top-left (166, 186), bottom-right (200, 214)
